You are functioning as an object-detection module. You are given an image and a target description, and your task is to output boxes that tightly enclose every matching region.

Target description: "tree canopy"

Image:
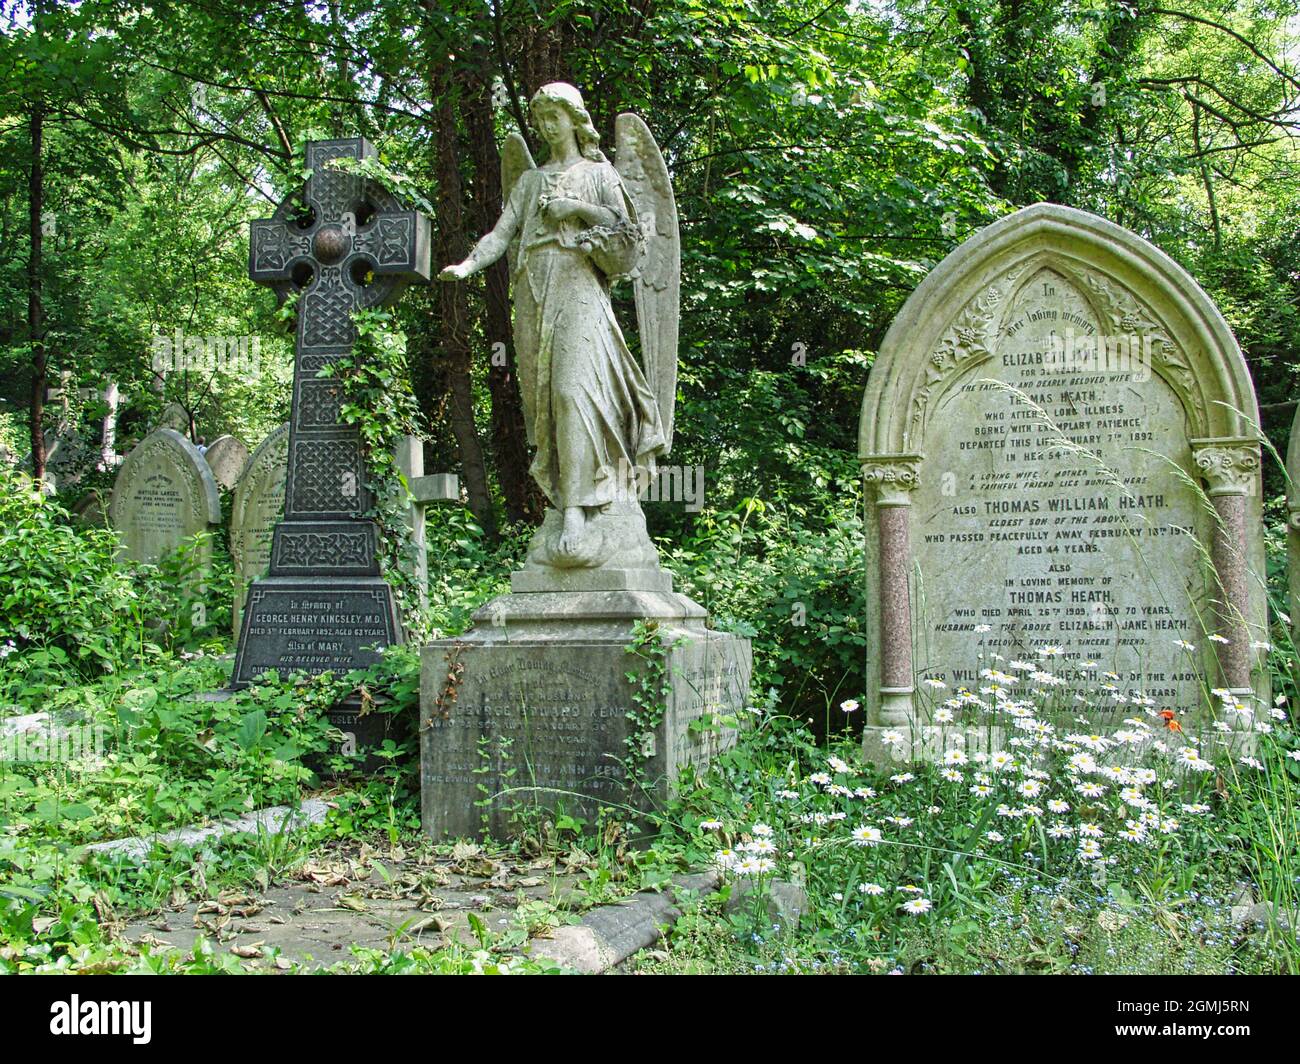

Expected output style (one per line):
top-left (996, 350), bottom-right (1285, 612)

top-left (3, 0), bottom-right (1299, 522)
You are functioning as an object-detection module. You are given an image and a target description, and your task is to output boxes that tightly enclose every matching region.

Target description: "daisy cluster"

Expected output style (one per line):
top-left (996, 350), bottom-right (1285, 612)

top-left (700, 639), bottom-right (1299, 925)
top-left (903, 643), bottom-right (1293, 861)
top-left (722, 650), bottom-right (1300, 910)
top-left (711, 821), bottom-right (778, 876)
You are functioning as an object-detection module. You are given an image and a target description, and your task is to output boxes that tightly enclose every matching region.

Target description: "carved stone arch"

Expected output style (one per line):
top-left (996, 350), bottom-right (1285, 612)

top-left (999, 257), bottom-right (1202, 438)
top-left (860, 203), bottom-right (1258, 458)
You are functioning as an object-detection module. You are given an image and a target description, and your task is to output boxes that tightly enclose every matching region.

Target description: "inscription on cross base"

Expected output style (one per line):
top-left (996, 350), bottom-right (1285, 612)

top-left (232, 137), bottom-right (431, 689)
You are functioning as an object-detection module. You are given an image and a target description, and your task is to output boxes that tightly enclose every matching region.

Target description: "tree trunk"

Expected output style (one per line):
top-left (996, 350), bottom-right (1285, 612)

top-left (431, 82), bottom-right (498, 538)
top-left (28, 100), bottom-right (46, 483)
top-left (465, 60), bottom-right (542, 525)
top-left (1192, 100), bottom-right (1221, 252)
top-left (515, 14), bottom-right (573, 109)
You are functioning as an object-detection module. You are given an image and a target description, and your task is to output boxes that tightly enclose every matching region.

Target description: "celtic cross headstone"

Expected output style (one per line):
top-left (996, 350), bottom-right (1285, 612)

top-left (232, 137), bottom-right (431, 689)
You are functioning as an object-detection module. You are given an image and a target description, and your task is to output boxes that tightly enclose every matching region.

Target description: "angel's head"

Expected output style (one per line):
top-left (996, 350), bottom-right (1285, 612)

top-left (529, 82), bottom-right (606, 163)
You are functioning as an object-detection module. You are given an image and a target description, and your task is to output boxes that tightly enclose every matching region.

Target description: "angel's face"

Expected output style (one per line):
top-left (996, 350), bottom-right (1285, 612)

top-left (534, 102), bottom-right (577, 154)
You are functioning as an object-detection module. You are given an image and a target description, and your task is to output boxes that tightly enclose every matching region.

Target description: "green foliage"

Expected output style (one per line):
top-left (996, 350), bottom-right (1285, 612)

top-left (0, 658), bottom-right (333, 846)
top-left (324, 153), bottom-right (434, 216)
top-left (646, 669), bottom-right (1300, 974)
top-left (0, 466), bottom-right (139, 683)
top-left (3, 0), bottom-right (1300, 979)
top-left (664, 496), bottom-right (866, 730)
top-left (0, 462), bottom-right (234, 701)
top-left (622, 620), bottom-right (677, 801)
top-left (423, 507), bottom-right (528, 637)
top-left (321, 308), bottom-right (424, 623)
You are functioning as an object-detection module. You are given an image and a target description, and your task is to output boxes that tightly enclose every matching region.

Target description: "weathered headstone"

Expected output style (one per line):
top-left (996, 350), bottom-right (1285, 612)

top-left (230, 429), bottom-right (457, 638)
top-left (858, 204), bottom-right (1266, 760)
top-left (42, 373), bottom-right (117, 492)
top-left (203, 434), bottom-right (250, 493)
top-left (109, 428), bottom-right (221, 573)
top-left (231, 138), bottom-right (431, 697)
top-left (230, 423), bottom-right (289, 638)
top-left (42, 430), bottom-right (95, 494)
top-left (156, 402), bottom-right (191, 436)
top-left (422, 631), bottom-right (749, 839)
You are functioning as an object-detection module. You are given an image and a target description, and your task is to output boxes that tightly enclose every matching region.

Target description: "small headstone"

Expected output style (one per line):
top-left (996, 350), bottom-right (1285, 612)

top-left (156, 402), bottom-right (191, 435)
top-left (109, 428), bottom-right (221, 573)
top-left (230, 424), bottom-right (289, 637)
top-left (203, 434), bottom-right (250, 493)
top-left (858, 204), bottom-right (1266, 760)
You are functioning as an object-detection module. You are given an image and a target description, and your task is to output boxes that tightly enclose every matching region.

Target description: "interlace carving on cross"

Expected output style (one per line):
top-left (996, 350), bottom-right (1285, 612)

top-left (248, 138), bottom-right (431, 571)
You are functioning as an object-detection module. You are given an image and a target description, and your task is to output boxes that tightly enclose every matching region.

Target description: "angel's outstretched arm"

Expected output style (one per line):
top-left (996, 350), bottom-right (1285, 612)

top-left (440, 180), bottom-right (525, 279)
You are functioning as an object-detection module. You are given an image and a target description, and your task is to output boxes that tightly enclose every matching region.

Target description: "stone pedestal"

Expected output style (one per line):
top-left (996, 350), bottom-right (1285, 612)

top-left (419, 584), bottom-right (750, 841)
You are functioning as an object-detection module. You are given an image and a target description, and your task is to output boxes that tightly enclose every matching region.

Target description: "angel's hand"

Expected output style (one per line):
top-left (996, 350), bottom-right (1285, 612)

top-left (542, 197), bottom-right (585, 224)
top-left (438, 261), bottom-right (473, 282)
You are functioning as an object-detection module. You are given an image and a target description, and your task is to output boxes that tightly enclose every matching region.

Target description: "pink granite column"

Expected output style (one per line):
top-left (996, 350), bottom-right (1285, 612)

top-left (1208, 491), bottom-right (1251, 688)
top-left (1193, 441), bottom-right (1261, 693)
top-left (863, 456), bottom-right (921, 729)
top-left (877, 503), bottom-right (913, 696)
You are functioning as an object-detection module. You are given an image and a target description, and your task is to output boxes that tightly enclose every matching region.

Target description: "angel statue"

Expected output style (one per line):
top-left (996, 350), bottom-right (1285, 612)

top-left (440, 82), bottom-right (679, 573)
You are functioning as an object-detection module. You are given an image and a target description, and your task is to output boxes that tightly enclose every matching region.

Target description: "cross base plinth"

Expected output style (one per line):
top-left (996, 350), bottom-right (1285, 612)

top-left (268, 520), bottom-right (382, 577)
top-left (318, 689), bottom-right (399, 775)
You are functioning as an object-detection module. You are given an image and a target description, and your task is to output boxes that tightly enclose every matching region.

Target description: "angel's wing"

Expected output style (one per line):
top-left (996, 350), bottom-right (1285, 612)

top-left (500, 131), bottom-right (536, 275)
top-left (615, 113), bottom-right (680, 454)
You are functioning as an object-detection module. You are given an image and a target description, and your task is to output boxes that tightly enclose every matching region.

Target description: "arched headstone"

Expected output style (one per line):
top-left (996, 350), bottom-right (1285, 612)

top-left (155, 402), bottom-right (191, 435)
top-left (230, 424), bottom-right (289, 637)
top-left (858, 204), bottom-right (1266, 760)
top-left (203, 434), bottom-right (250, 493)
top-left (109, 429), bottom-right (221, 577)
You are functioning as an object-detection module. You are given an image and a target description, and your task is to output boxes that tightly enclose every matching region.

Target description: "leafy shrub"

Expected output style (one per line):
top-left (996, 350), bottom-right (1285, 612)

top-left (662, 497), bottom-right (866, 730)
top-left (0, 464), bottom-right (234, 702)
top-left (0, 655), bottom-right (334, 846)
top-left (0, 465), bottom-right (139, 682)
top-left (424, 506), bottom-right (529, 637)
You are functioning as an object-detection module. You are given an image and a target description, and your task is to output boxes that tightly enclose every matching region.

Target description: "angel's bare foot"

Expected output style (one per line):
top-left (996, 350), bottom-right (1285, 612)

top-left (557, 506), bottom-right (586, 555)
